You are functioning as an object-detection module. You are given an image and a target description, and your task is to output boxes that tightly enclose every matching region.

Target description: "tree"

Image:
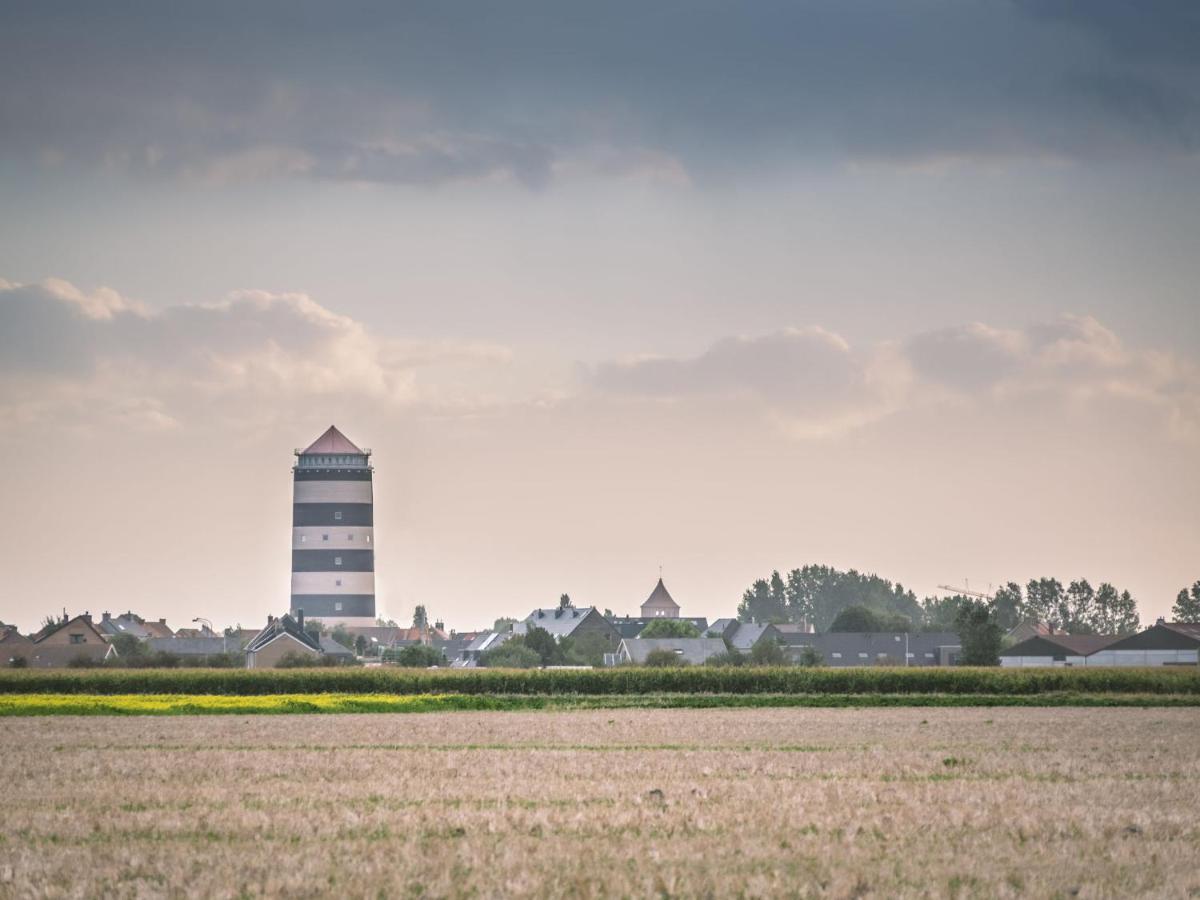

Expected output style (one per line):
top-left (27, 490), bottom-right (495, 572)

top-left (955, 600), bottom-right (1003, 666)
top-left (412, 605), bottom-right (429, 630)
top-left (920, 596), bottom-right (965, 631)
top-left (492, 617), bottom-right (517, 633)
top-left (1093, 583), bottom-right (1140, 634)
top-left (1064, 580), bottom-right (1097, 634)
top-left (796, 646), bottom-right (823, 667)
top-left (564, 631), bottom-right (611, 666)
top-left (639, 619), bottom-right (700, 639)
top-left (304, 618), bottom-right (328, 638)
top-left (521, 626), bottom-right (561, 666)
top-left (375, 618), bottom-right (399, 627)
top-left (1025, 578), bottom-right (1065, 630)
top-left (391, 644), bottom-right (444, 667)
top-left (330, 625), bottom-right (354, 651)
top-left (1172, 581), bottom-right (1200, 622)
top-left (829, 605), bottom-right (911, 633)
top-left (478, 642), bottom-right (540, 668)
top-left (354, 635), bottom-right (369, 656)
top-left (748, 639), bottom-right (786, 666)
top-left (737, 575), bottom-right (788, 623)
top-left (990, 583), bottom-right (1025, 631)
top-left (704, 650), bottom-right (745, 667)
top-left (643, 648), bottom-right (686, 667)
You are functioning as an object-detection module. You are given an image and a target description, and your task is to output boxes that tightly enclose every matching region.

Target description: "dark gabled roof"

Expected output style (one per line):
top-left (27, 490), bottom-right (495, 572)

top-left (1101, 623), bottom-right (1200, 652)
top-left (520, 606), bottom-right (614, 639)
top-left (319, 636), bottom-right (356, 658)
top-left (1000, 634), bottom-right (1119, 658)
top-left (245, 615), bottom-right (322, 654)
top-left (300, 426), bottom-right (364, 456)
top-left (642, 578), bottom-right (680, 610)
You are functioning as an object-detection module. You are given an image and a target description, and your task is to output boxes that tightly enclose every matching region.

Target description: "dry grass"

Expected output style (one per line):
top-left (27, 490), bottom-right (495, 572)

top-left (1, 708), bottom-right (1198, 898)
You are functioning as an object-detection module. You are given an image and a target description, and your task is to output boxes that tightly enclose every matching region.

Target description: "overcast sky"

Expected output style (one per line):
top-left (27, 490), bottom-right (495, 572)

top-left (1, 1), bottom-right (1197, 632)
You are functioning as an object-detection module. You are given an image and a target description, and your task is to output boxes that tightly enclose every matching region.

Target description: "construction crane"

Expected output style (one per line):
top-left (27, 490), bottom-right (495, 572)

top-left (936, 581), bottom-right (993, 601)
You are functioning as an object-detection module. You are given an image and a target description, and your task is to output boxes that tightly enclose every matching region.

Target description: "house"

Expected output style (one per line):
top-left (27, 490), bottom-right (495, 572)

top-left (607, 616), bottom-right (709, 640)
top-left (0, 626), bottom-right (34, 667)
top-left (1085, 621), bottom-right (1200, 667)
top-left (783, 632), bottom-right (962, 667)
top-left (516, 605), bottom-right (621, 654)
top-left (616, 637), bottom-right (728, 666)
top-left (452, 631), bottom-right (513, 667)
top-left (1000, 634), bottom-right (1117, 667)
top-left (725, 622), bottom-right (784, 654)
top-left (640, 578), bottom-right (681, 618)
top-left (245, 613), bottom-right (324, 668)
top-left (24, 614), bottom-right (118, 667)
top-left (96, 611), bottom-right (174, 640)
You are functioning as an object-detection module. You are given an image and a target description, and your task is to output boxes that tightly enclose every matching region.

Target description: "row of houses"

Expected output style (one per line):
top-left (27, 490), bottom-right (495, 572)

top-left (1001, 621), bottom-right (1200, 667)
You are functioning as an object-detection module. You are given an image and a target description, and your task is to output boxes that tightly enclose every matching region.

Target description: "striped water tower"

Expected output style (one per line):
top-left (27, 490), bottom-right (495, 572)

top-left (290, 426), bottom-right (376, 625)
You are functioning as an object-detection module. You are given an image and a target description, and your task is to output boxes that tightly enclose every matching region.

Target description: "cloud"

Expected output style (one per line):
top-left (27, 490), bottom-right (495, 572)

top-left (0, 278), bottom-right (514, 429)
top-left (2, 3), bottom-right (1199, 188)
top-left (591, 315), bottom-right (1200, 440)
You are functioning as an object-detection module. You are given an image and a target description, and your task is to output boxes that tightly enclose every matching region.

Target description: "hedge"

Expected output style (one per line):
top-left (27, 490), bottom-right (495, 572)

top-left (0, 666), bottom-right (1196, 696)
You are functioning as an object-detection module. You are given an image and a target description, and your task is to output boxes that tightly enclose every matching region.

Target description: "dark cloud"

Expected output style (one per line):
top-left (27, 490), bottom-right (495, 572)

top-left (1, 1), bottom-right (1198, 186)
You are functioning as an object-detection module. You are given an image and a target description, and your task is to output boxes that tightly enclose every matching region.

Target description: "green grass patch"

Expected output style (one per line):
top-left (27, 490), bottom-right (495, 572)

top-left (0, 665), bottom-right (1198, 697)
top-left (1, 691), bottom-right (1198, 716)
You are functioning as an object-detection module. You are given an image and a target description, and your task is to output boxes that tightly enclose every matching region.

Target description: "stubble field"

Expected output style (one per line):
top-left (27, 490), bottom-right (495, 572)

top-left (1, 708), bottom-right (1198, 899)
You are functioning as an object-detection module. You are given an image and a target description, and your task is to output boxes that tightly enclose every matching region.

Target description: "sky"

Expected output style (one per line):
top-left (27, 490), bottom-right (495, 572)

top-left (0, 1), bottom-right (1198, 632)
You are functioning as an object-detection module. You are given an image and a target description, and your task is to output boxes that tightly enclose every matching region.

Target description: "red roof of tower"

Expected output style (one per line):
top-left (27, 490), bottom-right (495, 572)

top-left (643, 578), bottom-right (680, 609)
top-left (300, 425), bottom-right (364, 456)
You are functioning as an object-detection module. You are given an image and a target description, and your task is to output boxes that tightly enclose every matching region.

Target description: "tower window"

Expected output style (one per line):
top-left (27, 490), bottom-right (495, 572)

top-left (335, 556), bottom-right (343, 566)
top-left (347, 534), bottom-right (354, 541)
top-left (300, 535), bottom-right (306, 543)
top-left (366, 534), bottom-right (371, 543)
top-left (334, 511), bottom-right (343, 521)
top-left (322, 534), bottom-right (329, 541)
top-left (335, 579), bottom-right (342, 587)
top-left (335, 602), bottom-right (343, 611)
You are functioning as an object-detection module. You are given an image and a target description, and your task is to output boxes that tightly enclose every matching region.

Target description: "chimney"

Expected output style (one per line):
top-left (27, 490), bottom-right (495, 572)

top-left (297, 609), bottom-right (305, 631)
top-left (1156, 616), bottom-right (1166, 626)
top-left (434, 619), bottom-right (444, 632)
top-left (102, 612), bottom-right (111, 622)
top-left (267, 615), bottom-right (275, 626)
top-left (159, 618), bottom-right (167, 626)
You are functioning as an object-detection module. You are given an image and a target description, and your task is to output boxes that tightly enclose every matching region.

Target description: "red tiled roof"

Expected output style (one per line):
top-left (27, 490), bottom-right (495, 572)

top-left (301, 426), bottom-right (364, 456)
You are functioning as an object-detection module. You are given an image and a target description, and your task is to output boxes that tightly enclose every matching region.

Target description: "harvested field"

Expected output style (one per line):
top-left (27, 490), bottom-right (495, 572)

top-left (1, 708), bottom-right (1198, 898)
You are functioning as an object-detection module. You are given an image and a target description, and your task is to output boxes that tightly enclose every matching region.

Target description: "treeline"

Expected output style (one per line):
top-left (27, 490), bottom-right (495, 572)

top-left (739, 565), bottom-right (1143, 635)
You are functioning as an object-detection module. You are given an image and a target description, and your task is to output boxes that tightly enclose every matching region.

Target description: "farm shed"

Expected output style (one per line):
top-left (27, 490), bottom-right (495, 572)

top-left (1086, 622), bottom-right (1200, 667)
top-left (1000, 634), bottom-right (1116, 667)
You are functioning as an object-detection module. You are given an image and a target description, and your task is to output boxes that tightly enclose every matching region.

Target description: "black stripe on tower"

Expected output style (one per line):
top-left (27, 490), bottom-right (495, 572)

top-left (289, 595), bottom-right (375, 617)
top-left (291, 549), bottom-right (375, 572)
top-left (293, 468), bottom-right (373, 482)
top-left (292, 503), bottom-right (374, 526)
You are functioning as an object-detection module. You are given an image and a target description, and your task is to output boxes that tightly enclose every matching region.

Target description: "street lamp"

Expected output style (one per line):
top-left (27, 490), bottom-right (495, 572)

top-left (193, 617), bottom-right (226, 653)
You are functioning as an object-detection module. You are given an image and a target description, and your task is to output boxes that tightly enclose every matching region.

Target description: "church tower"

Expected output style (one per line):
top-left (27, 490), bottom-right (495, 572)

top-left (291, 426), bottom-right (376, 625)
